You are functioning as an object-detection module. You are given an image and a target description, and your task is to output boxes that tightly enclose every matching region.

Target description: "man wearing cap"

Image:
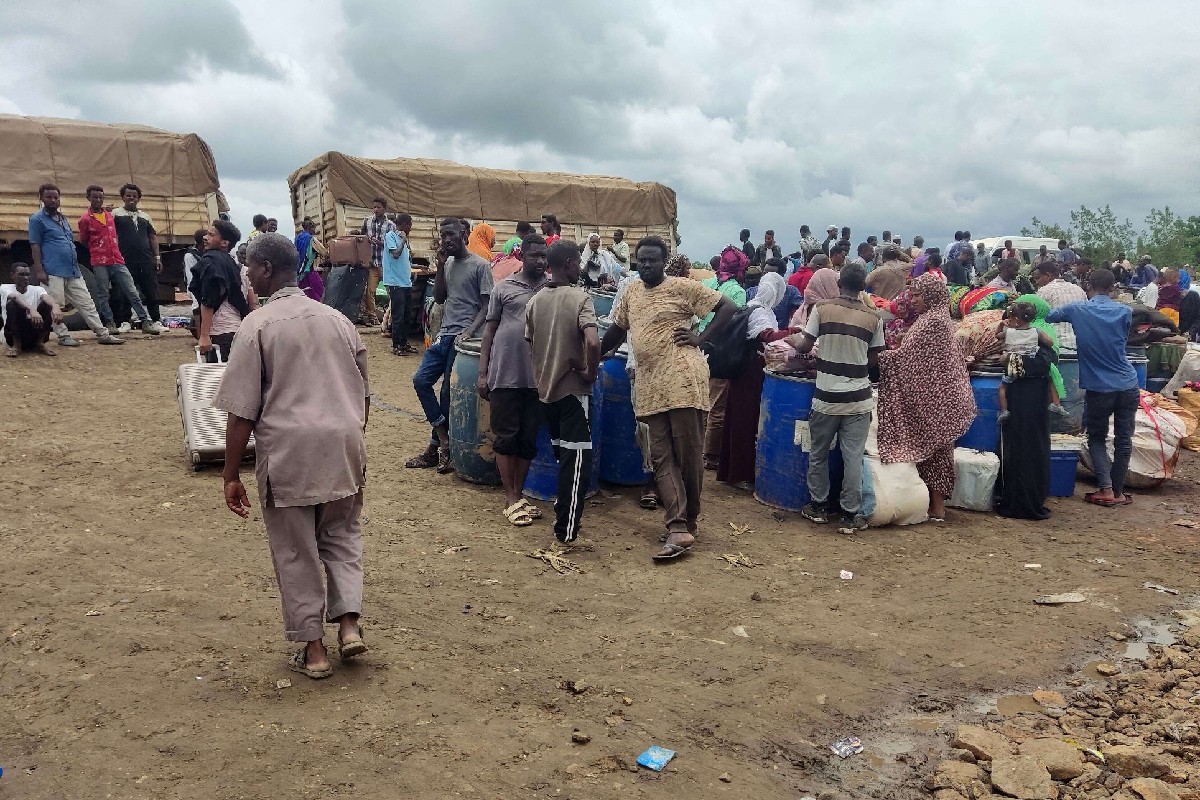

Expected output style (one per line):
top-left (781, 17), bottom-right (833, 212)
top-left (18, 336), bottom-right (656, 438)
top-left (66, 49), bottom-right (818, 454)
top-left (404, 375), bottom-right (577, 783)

top-left (821, 225), bottom-right (839, 256)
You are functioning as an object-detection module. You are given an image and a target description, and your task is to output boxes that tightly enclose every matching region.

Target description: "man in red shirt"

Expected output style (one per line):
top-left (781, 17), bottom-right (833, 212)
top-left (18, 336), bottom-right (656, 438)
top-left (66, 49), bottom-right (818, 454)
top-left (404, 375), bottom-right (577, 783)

top-left (77, 185), bottom-right (160, 335)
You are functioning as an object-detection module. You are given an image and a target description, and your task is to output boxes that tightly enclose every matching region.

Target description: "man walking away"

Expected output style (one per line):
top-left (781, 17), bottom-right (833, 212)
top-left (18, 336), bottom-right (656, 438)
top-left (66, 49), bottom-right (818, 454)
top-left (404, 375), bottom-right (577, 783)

top-left (478, 235), bottom-right (549, 526)
top-left (384, 213), bottom-right (415, 356)
top-left (601, 236), bottom-right (736, 560)
top-left (1045, 269), bottom-right (1139, 507)
top-left (788, 263), bottom-right (884, 532)
top-left (407, 218), bottom-right (493, 473)
top-left (3, 263), bottom-right (62, 357)
top-left (78, 185), bottom-right (159, 336)
top-left (28, 183), bottom-right (124, 347)
top-left (193, 220), bottom-right (251, 363)
top-left (111, 184), bottom-right (167, 333)
top-left (525, 240), bottom-right (601, 542)
top-left (214, 232), bottom-right (370, 680)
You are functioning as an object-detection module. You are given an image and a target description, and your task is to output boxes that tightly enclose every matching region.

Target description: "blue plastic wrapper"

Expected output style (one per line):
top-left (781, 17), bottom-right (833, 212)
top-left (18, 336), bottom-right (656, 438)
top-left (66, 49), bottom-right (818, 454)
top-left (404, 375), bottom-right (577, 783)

top-left (637, 746), bottom-right (676, 771)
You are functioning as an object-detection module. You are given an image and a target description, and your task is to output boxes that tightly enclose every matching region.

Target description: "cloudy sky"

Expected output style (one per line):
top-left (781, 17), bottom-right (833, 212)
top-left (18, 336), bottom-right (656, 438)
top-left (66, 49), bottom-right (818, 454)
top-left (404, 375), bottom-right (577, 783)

top-left (1, 0), bottom-right (1197, 258)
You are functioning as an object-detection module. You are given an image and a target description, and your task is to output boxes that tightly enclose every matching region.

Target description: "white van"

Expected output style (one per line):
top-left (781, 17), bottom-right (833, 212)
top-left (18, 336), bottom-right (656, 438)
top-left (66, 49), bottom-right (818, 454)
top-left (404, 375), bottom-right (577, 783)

top-left (974, 236), bottom-right (1061, 265)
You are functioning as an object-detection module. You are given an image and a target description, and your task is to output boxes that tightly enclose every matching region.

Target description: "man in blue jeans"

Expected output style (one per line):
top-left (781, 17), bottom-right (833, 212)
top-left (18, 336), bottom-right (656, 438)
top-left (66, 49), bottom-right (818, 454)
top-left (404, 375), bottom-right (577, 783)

top-left (406, 217), bottom-right (493, 473)
top-left (1046, 268), bottom-right (1139, 506)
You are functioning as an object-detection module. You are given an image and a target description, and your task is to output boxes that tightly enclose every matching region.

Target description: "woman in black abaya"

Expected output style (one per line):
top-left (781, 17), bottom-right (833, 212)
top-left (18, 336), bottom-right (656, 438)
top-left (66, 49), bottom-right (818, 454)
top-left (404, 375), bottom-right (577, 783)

top-left (996, 342), bottom-right (1053, 520)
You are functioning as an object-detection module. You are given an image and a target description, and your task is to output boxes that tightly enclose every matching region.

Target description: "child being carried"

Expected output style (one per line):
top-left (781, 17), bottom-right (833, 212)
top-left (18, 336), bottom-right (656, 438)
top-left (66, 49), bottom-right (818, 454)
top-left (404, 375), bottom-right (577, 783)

top-left (996, 301), bottom-right (1068, 424)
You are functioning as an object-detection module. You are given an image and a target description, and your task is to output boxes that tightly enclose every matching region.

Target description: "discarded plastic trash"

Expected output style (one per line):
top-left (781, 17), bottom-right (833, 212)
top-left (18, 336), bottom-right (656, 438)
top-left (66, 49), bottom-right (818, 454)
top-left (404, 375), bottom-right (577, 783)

top-left (830, 736), bottom-right (864, 758)
top-left (1034, 592), bottom-right (1086, 605)
top-left (1144, 582), bottom-right (1180, 595)
top-left (637, 746), bottom-right (676, 771)
top-left (1024, 563), bottom-right (1042, 569)
top-left (839, 570), bottom-right (853, 580)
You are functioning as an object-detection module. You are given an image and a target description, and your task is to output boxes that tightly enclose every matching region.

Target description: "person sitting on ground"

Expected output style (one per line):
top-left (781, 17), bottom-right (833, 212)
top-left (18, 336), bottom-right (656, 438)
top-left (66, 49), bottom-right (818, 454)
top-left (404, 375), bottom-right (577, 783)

top-left (788, 263), bottom-right (883, 533)
top-left (193, 219), bottom-right (252, 363)
top-left (525, 240), bottom-right (602, 543)
top-left (2, 263), bottom-right (62, 357)
top-left (864, 245), bottom-right (909, 300)
top-left (477, 234), bottom-right (549, 527)
top-left (1046, 269), bottom-right (1139, 507)
top-left (995, 301), bottom-right (1066, 424)
top-left (601, 236), bottom-right (736, 561)
top-left (214, 232), bottom-right (370, 681)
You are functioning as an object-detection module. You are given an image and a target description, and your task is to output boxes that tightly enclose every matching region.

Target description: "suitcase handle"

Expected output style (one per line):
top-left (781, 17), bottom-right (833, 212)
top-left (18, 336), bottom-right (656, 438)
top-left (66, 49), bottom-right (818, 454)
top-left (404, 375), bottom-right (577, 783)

top-left (195, 345), bottom-right (223, 364)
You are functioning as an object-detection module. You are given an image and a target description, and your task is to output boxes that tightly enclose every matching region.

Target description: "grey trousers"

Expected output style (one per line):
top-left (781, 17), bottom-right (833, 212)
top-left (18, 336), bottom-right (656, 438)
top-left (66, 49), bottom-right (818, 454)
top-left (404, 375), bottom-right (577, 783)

top-left (261, 490), bottom-right (364, 642)
top-left (807, 410), bottom-right (871, 516)
top-left (92, 263), bottom-right (149, 325)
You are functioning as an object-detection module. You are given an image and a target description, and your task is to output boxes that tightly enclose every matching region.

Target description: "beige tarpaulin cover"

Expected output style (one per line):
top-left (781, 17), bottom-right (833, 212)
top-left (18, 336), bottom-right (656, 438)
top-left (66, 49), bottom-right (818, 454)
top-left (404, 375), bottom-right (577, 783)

top-left (289, 152), bottom-right (677, 226)
top-left (0, 115), bottom-right (222, 201)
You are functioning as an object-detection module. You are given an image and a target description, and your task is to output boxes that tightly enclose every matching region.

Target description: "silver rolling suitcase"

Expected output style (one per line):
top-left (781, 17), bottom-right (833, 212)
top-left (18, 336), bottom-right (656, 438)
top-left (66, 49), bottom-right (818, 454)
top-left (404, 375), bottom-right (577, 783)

top-left (177, 346), bottom-right (255, 470)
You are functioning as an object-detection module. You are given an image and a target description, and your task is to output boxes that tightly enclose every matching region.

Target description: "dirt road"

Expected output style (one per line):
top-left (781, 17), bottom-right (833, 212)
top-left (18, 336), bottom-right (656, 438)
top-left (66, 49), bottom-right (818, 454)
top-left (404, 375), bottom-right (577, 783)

top-left (1, 330), bottom-right (1196, 799)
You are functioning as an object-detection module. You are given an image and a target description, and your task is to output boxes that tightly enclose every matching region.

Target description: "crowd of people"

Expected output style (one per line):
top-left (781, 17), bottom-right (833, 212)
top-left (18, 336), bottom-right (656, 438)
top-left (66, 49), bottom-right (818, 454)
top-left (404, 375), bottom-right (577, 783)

top-left (7, 189), bottom-right (1195, 679)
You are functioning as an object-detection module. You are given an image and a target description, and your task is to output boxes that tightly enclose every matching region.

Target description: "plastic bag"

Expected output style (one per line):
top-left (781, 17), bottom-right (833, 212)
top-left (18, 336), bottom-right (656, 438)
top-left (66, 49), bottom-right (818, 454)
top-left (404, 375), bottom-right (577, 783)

top-left (947, 448), bottom-right (1000, 512)
top-left (864, 454), bottom-right (929, 526)
top-left (1161, 345), bottom-right (1200, 398)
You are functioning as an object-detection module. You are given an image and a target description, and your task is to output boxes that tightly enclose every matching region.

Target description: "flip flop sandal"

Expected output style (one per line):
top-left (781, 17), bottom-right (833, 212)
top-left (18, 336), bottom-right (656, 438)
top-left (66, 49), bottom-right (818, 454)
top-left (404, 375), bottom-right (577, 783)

top-left (338, 625), bottom-right (369, 659)
top-left (289, 647), bottom-right (334, 679)
top-left (504, 501), bottom-right (534, 527)
top-left (639, 492), bottom-right (659, 510)
top-left (1116, 494), bottom-right (1134, 506)
top-left (519, 499), bottom-right (543, 519)
top-left (652, 542), bottom-right (693, 561)
top-left (435, 447), bottom-right (454, 474)
top-left (1083, 492), bottom-right (1119, 508)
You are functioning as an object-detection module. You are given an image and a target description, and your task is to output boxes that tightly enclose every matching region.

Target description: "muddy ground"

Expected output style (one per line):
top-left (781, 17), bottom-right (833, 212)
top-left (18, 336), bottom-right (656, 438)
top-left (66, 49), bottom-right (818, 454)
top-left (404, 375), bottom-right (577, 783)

top-left (1, 328), bottom-right (1197, 799)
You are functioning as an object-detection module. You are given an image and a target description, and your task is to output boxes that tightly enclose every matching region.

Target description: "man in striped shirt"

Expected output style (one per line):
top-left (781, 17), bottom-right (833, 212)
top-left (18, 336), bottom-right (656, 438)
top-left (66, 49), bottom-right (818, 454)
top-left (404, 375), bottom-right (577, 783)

top-left (787, 263), bottom-right (884, 531)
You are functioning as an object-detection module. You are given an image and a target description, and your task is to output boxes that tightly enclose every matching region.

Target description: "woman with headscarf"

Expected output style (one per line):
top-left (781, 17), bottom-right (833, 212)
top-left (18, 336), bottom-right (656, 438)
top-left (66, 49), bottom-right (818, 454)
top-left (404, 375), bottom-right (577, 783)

top-left (294, 218), bottom-right (327, 301)
top-left (992, 299), bottom-right (1056, 520)
top-left (716, 273), bottom-right (798, 487)
top-left (790, 267), bottom-right (840, 328)
top-left (877, 274), bottom-right (977, 521)
top-left (467, 222), bottom-right (496, 262)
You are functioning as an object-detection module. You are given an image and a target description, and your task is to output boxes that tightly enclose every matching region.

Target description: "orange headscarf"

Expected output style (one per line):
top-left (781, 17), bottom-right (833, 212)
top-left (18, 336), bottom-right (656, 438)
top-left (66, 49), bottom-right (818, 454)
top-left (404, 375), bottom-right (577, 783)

top-left (467, 222), bottom-right (496, 261)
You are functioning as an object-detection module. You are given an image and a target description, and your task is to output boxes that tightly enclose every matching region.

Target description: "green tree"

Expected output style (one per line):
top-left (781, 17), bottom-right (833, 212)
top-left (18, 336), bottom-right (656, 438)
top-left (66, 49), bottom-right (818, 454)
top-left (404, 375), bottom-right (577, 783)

top-left (1019, 216), bottom-right (1070, 242)
top-left (1067, 205), bottom-right (1136, 262)
top-left (1140, 206), bottom-right (1196, 266)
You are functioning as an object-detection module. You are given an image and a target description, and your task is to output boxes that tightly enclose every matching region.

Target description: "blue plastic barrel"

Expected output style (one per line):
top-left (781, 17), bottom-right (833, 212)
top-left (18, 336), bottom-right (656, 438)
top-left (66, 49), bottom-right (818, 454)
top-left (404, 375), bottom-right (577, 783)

top-left (589, 290), bottom-right (615, 319)
top-left (523, 380), bottom-right (604, 501)
top-left (957, 372), bottom-right (1003, 454)
top-left (448, 338), bottom-right (501, 485)
top-left (1053, 355), bottom-right (1083, 433)
top-left (598, 348), bottom-right (653, 485)
top-left (1130, 357), bottom-right (1149, 389)
top-left (754, 371), bottom-right (842, 512)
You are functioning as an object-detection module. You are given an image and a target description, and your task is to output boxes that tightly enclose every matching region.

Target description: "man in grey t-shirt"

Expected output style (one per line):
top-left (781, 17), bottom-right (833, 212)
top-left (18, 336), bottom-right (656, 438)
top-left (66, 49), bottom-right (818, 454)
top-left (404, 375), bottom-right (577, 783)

top-left (406, 217), bottom-right (493, 473)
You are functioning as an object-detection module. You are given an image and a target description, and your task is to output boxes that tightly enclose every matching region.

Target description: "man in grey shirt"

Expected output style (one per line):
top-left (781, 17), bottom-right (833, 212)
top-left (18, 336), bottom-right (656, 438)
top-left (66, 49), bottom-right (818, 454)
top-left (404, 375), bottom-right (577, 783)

top-left (407, 217), bottom-right (493, 473)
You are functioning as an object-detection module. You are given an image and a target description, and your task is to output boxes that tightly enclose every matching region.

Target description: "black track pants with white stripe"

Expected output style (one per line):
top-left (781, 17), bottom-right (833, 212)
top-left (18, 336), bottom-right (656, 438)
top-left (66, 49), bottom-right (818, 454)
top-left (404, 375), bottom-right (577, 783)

top-left (543, 393), bottom-right (592, 543)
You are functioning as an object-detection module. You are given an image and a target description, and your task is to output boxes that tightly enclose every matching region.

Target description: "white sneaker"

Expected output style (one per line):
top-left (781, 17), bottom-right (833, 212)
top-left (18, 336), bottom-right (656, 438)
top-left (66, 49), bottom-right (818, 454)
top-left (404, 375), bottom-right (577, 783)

top-left (118, 322), bottom-right (132, 334)
top-left (142, 320), bottom-right (166, 335)
top-left (148, 320), bottom-right (168, 334)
